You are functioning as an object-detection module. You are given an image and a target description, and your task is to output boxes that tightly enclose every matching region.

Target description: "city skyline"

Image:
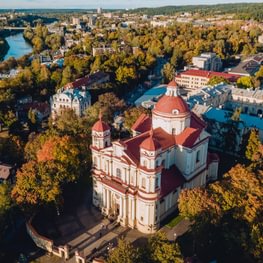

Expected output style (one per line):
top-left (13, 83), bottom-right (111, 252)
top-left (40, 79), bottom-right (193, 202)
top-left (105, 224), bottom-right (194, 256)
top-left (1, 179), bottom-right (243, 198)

top-left (1, 0), bottom-right (263, 9)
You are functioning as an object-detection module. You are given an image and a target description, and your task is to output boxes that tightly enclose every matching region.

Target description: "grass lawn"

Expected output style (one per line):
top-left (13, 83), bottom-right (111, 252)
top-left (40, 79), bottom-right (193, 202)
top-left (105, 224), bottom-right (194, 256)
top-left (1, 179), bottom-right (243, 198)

top-left (166, 215), bottom-right (184, 228)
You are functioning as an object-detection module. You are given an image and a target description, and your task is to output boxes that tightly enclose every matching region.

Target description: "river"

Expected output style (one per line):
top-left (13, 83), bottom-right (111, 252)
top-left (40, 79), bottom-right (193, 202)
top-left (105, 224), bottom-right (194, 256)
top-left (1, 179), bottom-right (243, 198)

top-left (4, 32), bottom-right (32, 61)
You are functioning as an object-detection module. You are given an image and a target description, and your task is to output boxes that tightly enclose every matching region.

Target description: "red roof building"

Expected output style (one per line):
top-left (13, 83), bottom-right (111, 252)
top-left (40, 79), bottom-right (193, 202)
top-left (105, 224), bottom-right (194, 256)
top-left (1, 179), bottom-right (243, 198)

top-left (91, 81), bottom-right (219, 234)
top-left (175, 69), bottom-right (240, 91)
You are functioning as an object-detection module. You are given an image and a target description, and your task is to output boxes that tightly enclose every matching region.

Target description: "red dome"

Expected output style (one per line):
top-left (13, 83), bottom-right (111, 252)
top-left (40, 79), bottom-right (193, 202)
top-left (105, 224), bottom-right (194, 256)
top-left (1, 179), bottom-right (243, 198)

top-left (92, 120), bottom-right (110, 132)
top-left (154, 95), bottom-right (189, 114)
top-left (140, 129), bottom-right (161, 151)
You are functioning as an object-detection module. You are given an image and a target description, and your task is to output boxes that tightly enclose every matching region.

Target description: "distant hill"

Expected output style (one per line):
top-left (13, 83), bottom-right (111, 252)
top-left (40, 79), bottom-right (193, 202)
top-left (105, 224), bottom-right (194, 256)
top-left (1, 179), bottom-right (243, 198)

top-left (129, 3), bottom-right (263, 21)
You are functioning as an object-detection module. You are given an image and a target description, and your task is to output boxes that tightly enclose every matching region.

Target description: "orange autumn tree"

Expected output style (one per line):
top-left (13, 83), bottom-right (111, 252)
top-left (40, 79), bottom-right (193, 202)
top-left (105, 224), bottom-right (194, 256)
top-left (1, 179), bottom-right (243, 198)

top-left (13, 134), bottom-right (81, 207)
top-left (12, 161), bottom-right (61, 206)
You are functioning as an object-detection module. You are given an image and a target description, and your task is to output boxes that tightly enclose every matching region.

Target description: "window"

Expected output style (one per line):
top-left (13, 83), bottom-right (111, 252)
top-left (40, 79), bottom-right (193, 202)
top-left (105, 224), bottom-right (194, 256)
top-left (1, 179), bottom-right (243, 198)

top-left (116, 168), bottom-right (121, 178)
top-left (155, 177), bottom-right (159, 188)
top-left (142, 178), bottom-right (146, 189)
top-left (143, 160), bottom-right (147, 167)
top-left (172, 128), bottom-right (176, 135)
top-left (196, 150), bottom-right (200, 163)
top-left (140, 216), bottom-right (144, 221)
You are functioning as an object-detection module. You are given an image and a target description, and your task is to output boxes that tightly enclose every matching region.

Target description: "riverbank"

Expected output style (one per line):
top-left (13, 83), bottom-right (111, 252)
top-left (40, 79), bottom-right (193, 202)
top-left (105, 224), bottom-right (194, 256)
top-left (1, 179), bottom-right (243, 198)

top-left (1, 31), bottom-right (33, 62)
top-left (0, 38), bottom-right (9, 61)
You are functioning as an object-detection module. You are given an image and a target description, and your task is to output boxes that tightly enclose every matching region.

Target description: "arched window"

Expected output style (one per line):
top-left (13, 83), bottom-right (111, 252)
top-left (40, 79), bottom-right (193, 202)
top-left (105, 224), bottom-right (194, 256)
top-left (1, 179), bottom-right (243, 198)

top-left (116, 168), bottom-right (121, 178)
top-left (142, 178), bottom-right (146, 189)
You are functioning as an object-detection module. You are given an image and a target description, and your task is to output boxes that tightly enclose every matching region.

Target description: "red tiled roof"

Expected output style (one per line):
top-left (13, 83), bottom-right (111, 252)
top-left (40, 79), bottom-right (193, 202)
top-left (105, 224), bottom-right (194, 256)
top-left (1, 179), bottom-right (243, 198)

top-left (64, 72), bottom-right (109, 89)
top-left (154, 95), bottom-right (189, 114)
top-left (190, 112), bottom-right (206, 129)
top-left (123, 126), bottom-right (204, 164)
top-left (131, 113), bottom-right (152, 133)
top-left (160, 165), bottom-right (185, 198)
top-left (177, 69), bottom-right (239, 81)
top-left (140, 129), bottom-right (161, 151)
top-left (92, 120), bottom-right (110, 132)
top-left (175, 127), bottom-right (202, 148)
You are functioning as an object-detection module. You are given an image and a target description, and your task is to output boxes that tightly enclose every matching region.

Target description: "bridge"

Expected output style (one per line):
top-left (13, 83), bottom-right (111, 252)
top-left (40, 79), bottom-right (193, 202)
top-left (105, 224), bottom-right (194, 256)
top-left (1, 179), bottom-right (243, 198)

top-left (1, 26), bottom-right (35, 30)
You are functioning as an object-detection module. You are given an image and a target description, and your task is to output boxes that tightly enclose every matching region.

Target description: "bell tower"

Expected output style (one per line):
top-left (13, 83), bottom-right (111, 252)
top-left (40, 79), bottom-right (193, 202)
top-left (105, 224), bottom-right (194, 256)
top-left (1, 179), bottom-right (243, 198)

top-left (92, 111), bottom-right (111, 149)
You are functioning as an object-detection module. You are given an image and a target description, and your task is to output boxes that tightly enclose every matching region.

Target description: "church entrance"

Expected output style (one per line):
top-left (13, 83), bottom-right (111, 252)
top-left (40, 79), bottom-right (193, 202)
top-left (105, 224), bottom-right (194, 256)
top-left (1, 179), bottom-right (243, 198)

top-left (108, 193), bottom-right (120, 222)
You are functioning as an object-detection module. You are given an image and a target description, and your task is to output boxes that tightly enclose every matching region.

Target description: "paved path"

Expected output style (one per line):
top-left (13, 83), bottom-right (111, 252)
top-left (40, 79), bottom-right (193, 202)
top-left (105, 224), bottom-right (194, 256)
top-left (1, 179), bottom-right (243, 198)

top-left (161, 218), bottom-right (192, 241)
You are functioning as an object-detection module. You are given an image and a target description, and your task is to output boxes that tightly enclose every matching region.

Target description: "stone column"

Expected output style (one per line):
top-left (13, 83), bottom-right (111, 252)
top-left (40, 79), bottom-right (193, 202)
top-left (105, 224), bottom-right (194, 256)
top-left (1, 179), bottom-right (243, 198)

top-left (119, 197), bottom-right (123, 218)
top-left (106, 190), bottom-right (110, 211)
top-left (103, 188), bottom-right (106, 207)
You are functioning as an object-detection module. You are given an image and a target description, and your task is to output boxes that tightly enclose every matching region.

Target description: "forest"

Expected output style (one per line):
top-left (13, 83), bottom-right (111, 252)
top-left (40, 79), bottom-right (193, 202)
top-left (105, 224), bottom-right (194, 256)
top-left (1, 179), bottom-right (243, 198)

top-left (131, 3), bottom-right (263, 21)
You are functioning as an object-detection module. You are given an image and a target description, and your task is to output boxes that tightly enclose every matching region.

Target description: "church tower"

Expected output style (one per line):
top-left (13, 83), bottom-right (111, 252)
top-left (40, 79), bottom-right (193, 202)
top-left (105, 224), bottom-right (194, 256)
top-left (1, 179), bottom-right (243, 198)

top-left (152, 80), bottom-right (191, 135)
top-left (91, 112), bottom-right (111, 149)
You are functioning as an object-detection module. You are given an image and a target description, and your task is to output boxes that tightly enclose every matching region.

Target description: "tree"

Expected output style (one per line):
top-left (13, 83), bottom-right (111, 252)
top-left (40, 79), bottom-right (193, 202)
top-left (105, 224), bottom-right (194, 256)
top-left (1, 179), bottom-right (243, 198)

top-left (178, 164), bottom-right (263, 262)
top-left (207, 76), bottom-right (230, 86)
top-left (237, 76), bottom-right (254, 89)
top-left (124, 107), bottom-right (149, 132)
top-left (61, 66), bottom-right (73, 87)
top-left (162, 63), bottom-right (175, 83)
top-left (12, 161), bottom-right (61, 206)
top-left (178, 188), bottom-right (221, 223)
top-left (148, 231), bottom-right (183, 263)
top-left (86, 92), bottom-right (125, 123)
top-left (0, 183), bottom-right (12, 215)
top-left (106, 238), bottom-right (140, 263)
top-left (28, 108), bottom-right (38, 132)
top-left (245, 129), bottom-right (261, 161)
top-left (116, 66), bottom-right (137, 84)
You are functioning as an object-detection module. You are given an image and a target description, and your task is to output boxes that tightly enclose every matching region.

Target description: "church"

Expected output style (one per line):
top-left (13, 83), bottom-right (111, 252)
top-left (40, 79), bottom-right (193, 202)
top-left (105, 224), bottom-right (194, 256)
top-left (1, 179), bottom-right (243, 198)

top-left (91, 80), bottom-right (219, 234)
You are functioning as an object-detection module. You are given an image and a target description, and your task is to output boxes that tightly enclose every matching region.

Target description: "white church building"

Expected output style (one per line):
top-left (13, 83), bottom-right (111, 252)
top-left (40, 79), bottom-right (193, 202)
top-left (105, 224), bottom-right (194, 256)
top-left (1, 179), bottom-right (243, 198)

top-left (91, 80), bottom-right (219, 234)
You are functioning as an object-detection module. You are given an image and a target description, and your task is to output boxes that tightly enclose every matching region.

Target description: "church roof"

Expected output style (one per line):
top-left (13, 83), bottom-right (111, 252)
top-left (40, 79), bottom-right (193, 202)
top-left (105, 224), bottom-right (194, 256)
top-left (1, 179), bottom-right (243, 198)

top-left (160, 165), bottom-right (185, 198)
top-left (92, 112), bottom-right (110, 132)
top-left (140, 128), bottom-right (161, 151)
top-left (123, 124), bottom-right (204, 165)
top-left (154, 95), bottom-right (189, 114)
top-left (92, 120), bottom-right (110, 132)
top-left (131, 113), bottom-right (152, 133)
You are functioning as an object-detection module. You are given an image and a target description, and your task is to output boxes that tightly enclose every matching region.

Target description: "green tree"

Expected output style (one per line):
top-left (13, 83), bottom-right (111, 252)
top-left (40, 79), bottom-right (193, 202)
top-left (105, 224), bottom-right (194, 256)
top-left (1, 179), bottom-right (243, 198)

top-left (11, 161), bottom-right (61, 206)
top-left (124, 107), bottom-right (149, 132)
top-left (0, 183), bottom-right (12, 215)
top-left (148, 231), bottom-right (183, 263)
top-left (237, 76), bottom-right (254, 89)
top-left (116, 66), bottom-right (137, 84)
top-left (162, 63), bottom-right (175, 83)
top-left (245, 129), bottom-right (261, 161)
top-left (207, 76), bottom-right (230, 86)
top-left (106, 238), bottom-right (140, 263)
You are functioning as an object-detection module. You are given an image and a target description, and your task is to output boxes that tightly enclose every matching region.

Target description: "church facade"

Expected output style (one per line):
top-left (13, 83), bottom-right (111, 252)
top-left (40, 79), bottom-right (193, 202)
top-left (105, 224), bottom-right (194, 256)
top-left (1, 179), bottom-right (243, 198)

top-left (91, 80), bottom-right (219, 234)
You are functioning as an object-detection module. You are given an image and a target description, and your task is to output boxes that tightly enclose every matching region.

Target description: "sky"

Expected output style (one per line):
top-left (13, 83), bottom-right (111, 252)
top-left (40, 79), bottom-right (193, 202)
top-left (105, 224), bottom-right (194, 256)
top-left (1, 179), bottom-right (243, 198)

top-left (0, 0), bottom-right (262, 9)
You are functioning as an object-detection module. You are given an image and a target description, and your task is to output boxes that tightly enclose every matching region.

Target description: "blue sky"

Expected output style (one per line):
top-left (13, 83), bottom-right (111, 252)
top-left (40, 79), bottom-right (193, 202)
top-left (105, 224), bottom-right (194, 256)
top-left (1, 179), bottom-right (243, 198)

top-left (0, 0), bottom-right (262, 9)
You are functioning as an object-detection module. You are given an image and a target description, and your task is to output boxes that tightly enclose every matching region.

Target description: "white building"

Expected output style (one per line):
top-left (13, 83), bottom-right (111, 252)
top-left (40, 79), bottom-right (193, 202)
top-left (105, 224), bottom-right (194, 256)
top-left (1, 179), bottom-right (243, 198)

top-left (50, 88), bottom-right (91, 119)
top-left (187, 83), bottom-right (232, 109)
top-left (192, 53), bottom-right (222, 72)
top-left (175, 69), bottom-right (239, 91)
top-left (91, 80), bottom-right (219, 234)
top-left (225, 87), bottom-right (263, 116)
